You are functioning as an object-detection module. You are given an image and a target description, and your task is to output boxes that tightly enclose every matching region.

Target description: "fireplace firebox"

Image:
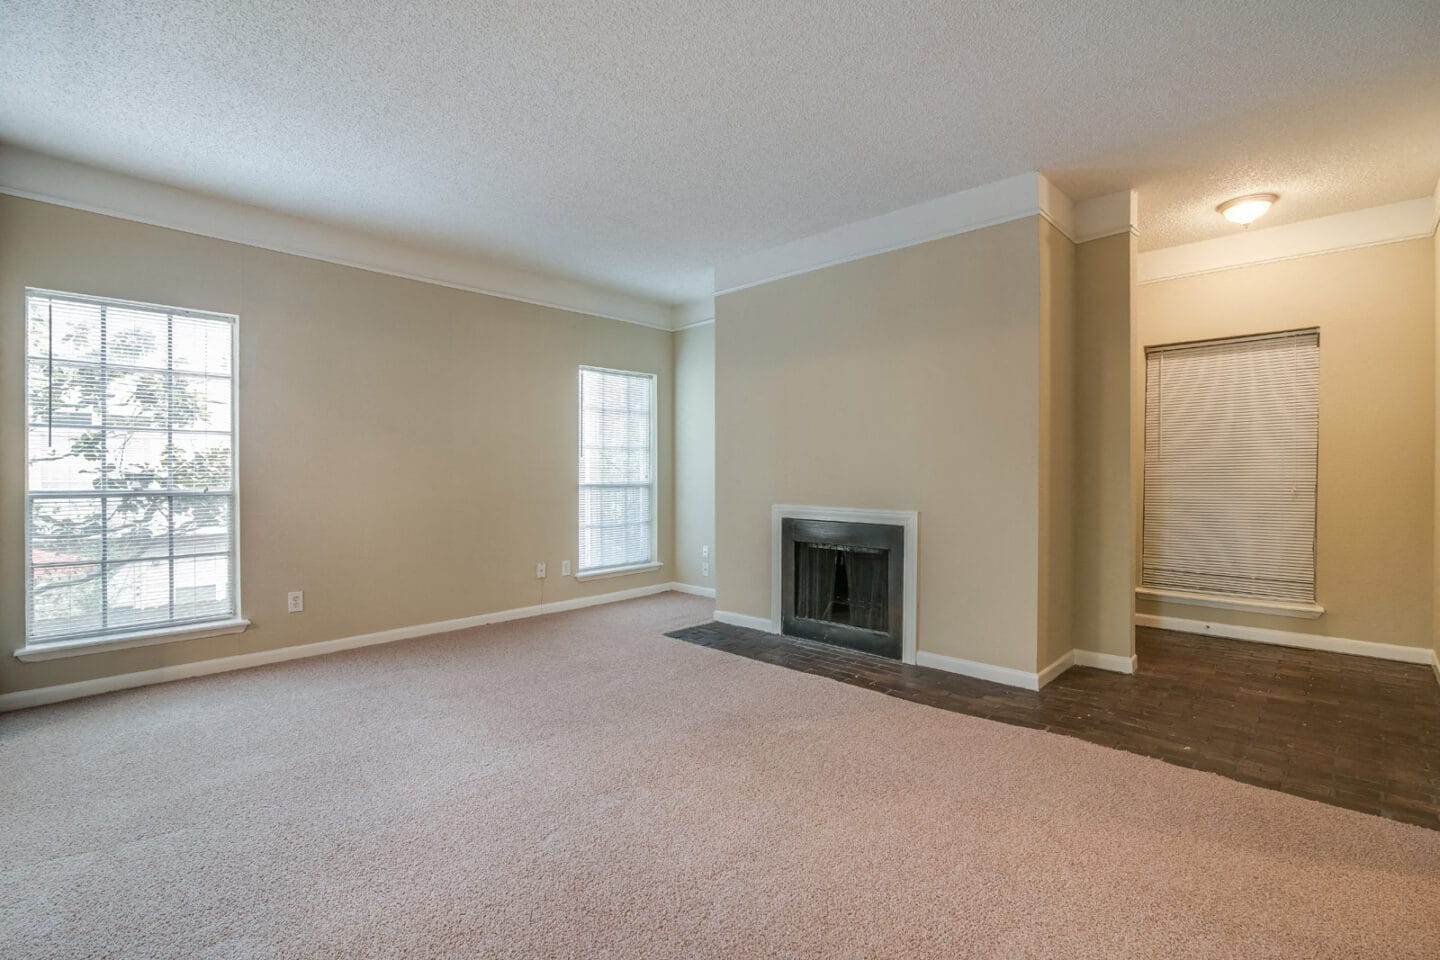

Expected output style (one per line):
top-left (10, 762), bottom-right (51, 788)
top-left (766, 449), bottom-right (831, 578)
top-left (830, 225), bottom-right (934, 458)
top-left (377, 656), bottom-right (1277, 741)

top-left (780, 518), bottom-right (905, 659)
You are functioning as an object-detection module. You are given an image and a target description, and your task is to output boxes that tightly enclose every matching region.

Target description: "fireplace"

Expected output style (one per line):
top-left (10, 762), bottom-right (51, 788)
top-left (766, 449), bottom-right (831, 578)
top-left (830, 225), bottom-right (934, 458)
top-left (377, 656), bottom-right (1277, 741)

top-left (781, 517), bottom-right (905, 659)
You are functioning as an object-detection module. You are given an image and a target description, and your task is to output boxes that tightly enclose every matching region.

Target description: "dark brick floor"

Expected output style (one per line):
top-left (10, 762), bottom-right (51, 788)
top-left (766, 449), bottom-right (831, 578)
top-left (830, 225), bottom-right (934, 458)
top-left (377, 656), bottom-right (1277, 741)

top-left (666, 621), bottom-right (1440, 831)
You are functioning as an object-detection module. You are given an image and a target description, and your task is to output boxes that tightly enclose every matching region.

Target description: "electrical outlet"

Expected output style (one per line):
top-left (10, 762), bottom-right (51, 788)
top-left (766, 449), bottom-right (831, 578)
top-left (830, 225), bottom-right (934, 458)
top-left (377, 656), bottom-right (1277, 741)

top-left (536, 561), bottom-right (547, 579)
top-left (702, 561), bottom-right (710, 577)
top-left (702, 544), bottom-right (709, 559)
top-left (287, 591), bottom-right (304, 613)
top-left (561, 560), bottom-right (571, 576)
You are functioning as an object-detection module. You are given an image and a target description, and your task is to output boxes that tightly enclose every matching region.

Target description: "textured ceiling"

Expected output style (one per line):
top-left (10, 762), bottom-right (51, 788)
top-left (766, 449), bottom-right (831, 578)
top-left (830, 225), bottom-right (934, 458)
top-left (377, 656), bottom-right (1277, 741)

top-left (2, 1), bottom-right (1437, 304)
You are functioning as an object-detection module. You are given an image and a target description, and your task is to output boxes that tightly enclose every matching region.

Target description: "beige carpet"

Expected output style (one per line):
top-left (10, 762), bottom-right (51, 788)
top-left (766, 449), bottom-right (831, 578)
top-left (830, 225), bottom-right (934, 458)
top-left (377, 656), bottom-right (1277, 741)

top-left (3, 593), bottom-right (1438, 959)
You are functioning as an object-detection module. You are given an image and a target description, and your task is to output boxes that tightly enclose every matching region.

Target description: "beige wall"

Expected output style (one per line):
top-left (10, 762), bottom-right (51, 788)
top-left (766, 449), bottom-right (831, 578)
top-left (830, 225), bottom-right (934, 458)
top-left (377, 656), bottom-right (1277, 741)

top-left (1137, 238), bottom-right (1435, 649)
top-left (715, 217), bottom-right (1045, 671)
top-left (1074, 232), bottom-right (1136, 658)
top-left (674, 322), bottom-right (715, 589)
top-left (0, 196), bottom-right (676, 695)
top-left (1434, 225), bottom-right (1440, 663)
top-left (1038, 220), bottom-right (1077, 668)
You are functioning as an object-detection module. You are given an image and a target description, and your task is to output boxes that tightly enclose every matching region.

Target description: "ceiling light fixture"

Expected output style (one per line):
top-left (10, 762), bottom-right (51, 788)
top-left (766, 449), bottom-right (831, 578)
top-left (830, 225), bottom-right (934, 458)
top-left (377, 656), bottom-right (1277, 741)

top-left (1217, 193), bottom-right (1278, 225)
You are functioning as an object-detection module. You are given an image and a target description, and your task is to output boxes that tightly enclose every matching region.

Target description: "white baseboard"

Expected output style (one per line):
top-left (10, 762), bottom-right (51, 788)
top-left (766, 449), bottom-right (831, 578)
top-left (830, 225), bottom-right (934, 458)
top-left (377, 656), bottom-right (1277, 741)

top-left (919, 646), bottom-right (1136, 691)
top-left (706, 614), bottom-right (1136, 691)
top-left (713, 610), bottom-right (776, 632)
top-left (669, 582), bottom-right (716, 599)
top-left (1, 582), bottom-right (694, 713)
top-left (1037, 651), bottom-right (1074, 689)
top-left (1074, 649), bottom-right (1138, 674)
top-left (915, 650), bottom-right (1041, 691)
top-left (1134, 613), bottom-right (1433, 665)
top-left (1432, 649), bottom-right (1440, 689)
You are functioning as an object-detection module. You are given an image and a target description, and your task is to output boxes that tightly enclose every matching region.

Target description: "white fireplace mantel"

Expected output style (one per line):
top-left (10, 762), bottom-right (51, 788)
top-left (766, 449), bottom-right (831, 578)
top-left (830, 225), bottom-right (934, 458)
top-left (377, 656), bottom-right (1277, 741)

top-left (771, 504), bottom-right (919, 664)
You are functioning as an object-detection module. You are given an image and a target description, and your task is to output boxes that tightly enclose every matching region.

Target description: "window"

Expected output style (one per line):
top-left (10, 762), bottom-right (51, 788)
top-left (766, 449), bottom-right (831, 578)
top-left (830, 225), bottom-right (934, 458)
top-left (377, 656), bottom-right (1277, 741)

top-left (578, 366), bottom-right (657, 576)
top-left (24, 290), bottom-right (240, 650)
top-left (1141, 330), bottom-right (1319, 608)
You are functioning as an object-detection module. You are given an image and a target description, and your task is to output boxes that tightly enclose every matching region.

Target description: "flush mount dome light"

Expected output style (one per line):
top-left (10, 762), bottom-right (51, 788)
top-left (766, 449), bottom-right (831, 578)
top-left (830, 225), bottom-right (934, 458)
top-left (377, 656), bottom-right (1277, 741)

top-left (1217, 193), bottom-right (1278, 225)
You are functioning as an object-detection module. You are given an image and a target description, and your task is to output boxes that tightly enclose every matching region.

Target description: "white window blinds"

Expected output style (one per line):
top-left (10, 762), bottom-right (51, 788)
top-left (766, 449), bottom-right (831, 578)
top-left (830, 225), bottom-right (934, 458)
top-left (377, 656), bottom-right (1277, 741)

top-left (1142, 330), bottom-right (1319, 603)
top-left (25, 290), bottom-right (239, 645)
top-left (578, 366), bottom-right (656, 574)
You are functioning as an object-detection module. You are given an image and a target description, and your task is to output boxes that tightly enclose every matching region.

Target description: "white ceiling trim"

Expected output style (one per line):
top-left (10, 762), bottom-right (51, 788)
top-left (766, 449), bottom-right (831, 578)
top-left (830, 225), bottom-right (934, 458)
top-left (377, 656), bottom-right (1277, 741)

top-left (715, 172), bottom-right (1058, 295)
top-left (1039, 185), bottom-right (1138, 243)
top-left (711, 175), bottom-right (1142, 296)
top-left (672, 297), bottom-right (716, 330)
top-left (1073, 190), bottom-right (1139, 243)
top-left (1037, 176), bottom-right (1077, 240)
top-left (1138, 193), bottom-right (1438, 285)
top-left (0, 145), bottom-right (675, 330)
top-left (1432, 175), bottom-right (1440, 236)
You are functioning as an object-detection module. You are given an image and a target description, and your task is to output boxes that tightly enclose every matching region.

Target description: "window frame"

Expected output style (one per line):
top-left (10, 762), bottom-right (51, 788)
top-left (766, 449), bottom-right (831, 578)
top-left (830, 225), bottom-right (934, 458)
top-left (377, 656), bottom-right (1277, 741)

top-left (575, 364), bottom-right (660, 580)
top-left (1137, 328), bottom-right (1323, 619)
top-left (16, 288), bottom-right (248, 661)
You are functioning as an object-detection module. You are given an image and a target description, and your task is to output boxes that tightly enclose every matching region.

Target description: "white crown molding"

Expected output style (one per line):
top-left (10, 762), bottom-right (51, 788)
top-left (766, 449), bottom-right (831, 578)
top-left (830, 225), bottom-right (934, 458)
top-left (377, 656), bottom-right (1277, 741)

top-left (1040, 186), bottom-right (1137, 244)
top-left (1138, 195), bottom-right (1437, 285)
top-left (1037, 176), bottom-right (1076, 240)
top-left (673, 296), bottom-right (716, 330)
top-left (1073, 190), bottom-right (1138, 243)
top-left (711, 175), bottom-right (1143, 295)
top-left (0, 145), bottom-right (675, 330)
top-left (715, 172), bottom-right (1057, 295)
top-left (1134, 613), bottom-right (1435, 665)
top-left (1432, 175), bottom-right (1440, 236)
top-left (0, 582), bottom-right (698, 712)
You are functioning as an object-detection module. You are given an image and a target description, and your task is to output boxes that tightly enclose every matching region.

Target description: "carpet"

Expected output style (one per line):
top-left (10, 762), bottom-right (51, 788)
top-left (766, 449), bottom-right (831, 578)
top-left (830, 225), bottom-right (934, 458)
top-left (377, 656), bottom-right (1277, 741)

top-left (2, 592), bottom-right (1437, 959)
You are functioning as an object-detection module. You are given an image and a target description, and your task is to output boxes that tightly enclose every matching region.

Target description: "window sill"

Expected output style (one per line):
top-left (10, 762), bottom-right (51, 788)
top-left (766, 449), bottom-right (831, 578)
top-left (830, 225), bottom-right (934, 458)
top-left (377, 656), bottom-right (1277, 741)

top-left (13, 618), bottom-right (251, 662)
top-left (574, 561), bottom-right (663, 582)
top-left (1135, 587), bottom-right (1324, 620)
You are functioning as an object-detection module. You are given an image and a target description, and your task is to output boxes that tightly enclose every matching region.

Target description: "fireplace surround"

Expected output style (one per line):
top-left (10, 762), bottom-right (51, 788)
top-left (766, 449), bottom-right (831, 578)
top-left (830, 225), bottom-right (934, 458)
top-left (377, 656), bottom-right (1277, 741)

top-left (771, 505), bottom-right (919, 663)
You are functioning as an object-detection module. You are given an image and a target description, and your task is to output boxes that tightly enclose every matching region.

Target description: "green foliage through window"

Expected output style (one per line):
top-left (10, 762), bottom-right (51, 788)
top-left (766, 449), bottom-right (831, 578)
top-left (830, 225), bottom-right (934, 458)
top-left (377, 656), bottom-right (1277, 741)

top-left (26, 291), bottom-right (237, 643)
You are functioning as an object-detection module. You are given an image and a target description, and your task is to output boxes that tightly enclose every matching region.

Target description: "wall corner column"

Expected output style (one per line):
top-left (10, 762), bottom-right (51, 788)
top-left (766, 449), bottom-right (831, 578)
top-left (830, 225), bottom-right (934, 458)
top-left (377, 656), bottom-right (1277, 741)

top-left (1072, 193), bottom-right (1138, 661)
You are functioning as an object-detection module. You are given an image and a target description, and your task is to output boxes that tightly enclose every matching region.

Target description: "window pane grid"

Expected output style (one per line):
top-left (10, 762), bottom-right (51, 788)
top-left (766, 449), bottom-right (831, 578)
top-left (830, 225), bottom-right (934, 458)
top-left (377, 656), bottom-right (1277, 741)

top-left (32, 548), bottom-right (233, 571)
top-left (25, 291), bottom-right (237, 645)
top-left (25, 354), bottom-right (234, 381)
top-left (578, 367), bottom-right (655, 573)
